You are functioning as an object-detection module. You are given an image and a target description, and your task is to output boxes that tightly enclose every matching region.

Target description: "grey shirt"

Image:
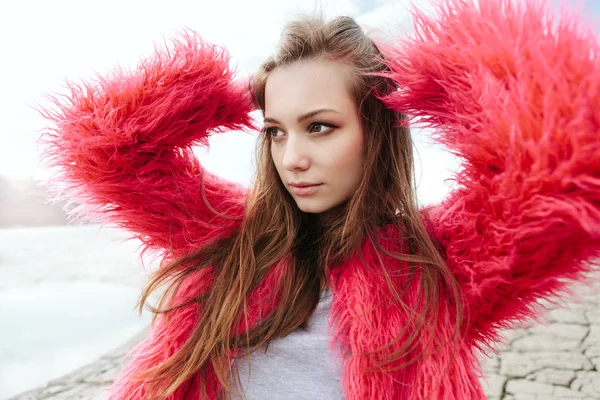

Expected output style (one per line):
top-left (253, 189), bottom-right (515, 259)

top-left (230, 290), bottom-right (345, 399)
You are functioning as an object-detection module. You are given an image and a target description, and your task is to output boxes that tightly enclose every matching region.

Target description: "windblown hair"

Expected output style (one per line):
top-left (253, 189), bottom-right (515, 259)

top-left (137, 15), bottom-right (463, 399)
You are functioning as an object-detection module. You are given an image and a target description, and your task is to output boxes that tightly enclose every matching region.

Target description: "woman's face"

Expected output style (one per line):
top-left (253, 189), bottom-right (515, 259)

top-left (264, 59), bottom-right (365, 214)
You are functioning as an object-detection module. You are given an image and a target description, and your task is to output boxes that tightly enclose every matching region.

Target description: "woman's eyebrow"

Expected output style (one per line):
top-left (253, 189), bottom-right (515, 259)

top-left (264, 108), bottom-right (340, 125)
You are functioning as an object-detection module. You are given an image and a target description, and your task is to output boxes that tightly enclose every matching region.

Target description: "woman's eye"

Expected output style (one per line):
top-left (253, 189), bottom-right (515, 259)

top-left (309, 123), bottom-right (335, 134)
top-left (265, 127), bottom-right (283, 138)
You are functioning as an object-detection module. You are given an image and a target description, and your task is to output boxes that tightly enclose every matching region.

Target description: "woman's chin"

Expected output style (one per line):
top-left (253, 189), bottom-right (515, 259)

top-left (296, 203), bottom-right (328, 214)
top-left (294, 198), bottom-right (347, 216)
top-left (293, 197), bottom-right (330, 214)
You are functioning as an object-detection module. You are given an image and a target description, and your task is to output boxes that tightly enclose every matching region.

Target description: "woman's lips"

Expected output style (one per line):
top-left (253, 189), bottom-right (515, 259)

top-left (289, 183), bottom-right (322, 196)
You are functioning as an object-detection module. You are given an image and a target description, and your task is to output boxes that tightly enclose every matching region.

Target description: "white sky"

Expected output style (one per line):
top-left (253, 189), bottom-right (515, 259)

top-left (0, 0), bottom-right (483, 205)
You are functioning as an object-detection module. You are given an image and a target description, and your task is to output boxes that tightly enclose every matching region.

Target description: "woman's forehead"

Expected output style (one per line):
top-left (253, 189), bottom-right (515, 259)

top-left (264, 60), bottom-right (355, 121)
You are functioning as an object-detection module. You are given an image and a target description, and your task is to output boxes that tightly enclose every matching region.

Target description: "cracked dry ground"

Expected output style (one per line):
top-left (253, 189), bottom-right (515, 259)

top-left (481, 276), bottom-right (600, 400)
top-left (11, 278), bottom-right (600, 400)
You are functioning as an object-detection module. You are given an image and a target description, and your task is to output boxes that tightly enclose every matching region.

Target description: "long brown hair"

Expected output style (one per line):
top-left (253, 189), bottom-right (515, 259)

top-left (136, 15), bottom-right (463, 399)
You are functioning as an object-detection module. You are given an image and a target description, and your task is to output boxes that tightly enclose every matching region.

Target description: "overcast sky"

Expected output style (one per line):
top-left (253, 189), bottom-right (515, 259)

top-left (0, 0), bottom-right (598, 205)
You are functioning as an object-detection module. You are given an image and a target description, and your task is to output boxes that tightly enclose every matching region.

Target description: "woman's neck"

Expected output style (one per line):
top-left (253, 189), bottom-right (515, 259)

top-left (317, 202), bottom-right (348, 227)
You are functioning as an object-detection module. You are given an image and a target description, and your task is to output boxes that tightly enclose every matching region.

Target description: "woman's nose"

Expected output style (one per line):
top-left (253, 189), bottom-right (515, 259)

top-left (281, 135), bottom-right (310, 171)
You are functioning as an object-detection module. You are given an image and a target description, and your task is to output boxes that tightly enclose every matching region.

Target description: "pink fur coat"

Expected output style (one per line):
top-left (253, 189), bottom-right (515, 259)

top-left (40, 0), bottom-right (600, 398)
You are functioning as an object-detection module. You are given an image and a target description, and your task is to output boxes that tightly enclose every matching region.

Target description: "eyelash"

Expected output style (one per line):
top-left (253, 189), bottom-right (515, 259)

top-left (263, 122), bottom-right (337, 138)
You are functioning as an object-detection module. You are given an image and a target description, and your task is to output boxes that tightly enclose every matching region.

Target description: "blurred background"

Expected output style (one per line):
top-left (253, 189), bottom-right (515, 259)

top-left (0, 0), bottom-right (598, 399)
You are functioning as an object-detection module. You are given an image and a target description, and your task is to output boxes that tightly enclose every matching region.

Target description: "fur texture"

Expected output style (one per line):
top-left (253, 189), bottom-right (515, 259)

top-left (379, 0), bottom-right (600, 349)
top-left (39, 0), bottom-right (600, 399)
top-left (39, 31), bottom-right (252, 262)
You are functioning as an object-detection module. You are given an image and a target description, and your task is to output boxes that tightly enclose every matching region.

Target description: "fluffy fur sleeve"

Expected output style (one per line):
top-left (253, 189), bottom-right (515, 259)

top-left (380, 0), bottom-right (600, 345)
top-left (39, 31), bottom-right (254, 259)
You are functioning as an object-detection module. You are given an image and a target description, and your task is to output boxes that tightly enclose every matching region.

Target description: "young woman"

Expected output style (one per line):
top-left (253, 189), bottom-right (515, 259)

top-left (40, 0), bottom-right (599, 398)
